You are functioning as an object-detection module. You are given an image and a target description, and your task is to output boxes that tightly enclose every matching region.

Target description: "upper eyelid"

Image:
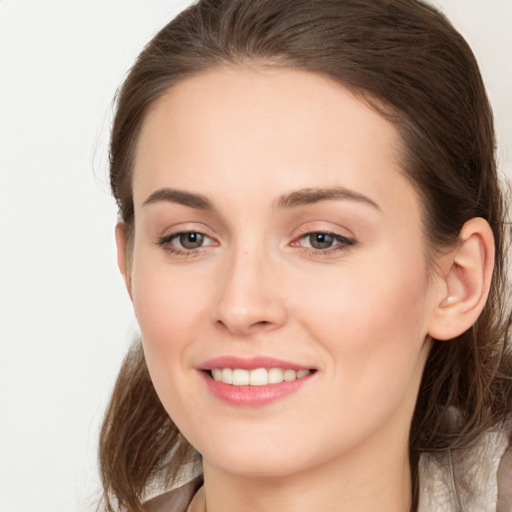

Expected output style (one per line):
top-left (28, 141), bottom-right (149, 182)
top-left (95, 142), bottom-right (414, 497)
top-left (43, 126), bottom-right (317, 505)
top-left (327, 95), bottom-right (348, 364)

top-left (295, 229), bottom-right (352, 238)
top-left (292, 222), bottom-right (356, 240)
top-left (157, 222), bottom-right (216, 239)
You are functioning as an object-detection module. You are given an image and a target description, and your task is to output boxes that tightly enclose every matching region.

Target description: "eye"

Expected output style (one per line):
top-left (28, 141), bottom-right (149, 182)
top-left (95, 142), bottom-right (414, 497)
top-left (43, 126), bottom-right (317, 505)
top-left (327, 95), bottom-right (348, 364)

top-left (176, 232), bottom-right (206, 249)
top-left (293, 231), bottom-right (356, 253)
top-left (157, 231), bottom-right (216, 253)
top-left (305, 232), bottom-right (336, 250)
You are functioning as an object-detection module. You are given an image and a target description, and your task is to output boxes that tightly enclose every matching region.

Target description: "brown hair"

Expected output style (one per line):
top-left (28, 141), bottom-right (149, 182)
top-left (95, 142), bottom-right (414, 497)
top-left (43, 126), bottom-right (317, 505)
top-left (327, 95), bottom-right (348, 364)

top-left (100, 0), bottom-right (512, 510)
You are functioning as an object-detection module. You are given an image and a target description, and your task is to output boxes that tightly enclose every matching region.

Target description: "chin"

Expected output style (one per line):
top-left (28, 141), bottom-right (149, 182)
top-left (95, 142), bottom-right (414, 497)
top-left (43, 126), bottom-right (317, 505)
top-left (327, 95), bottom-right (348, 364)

top-left (192, 429), bottom-right (322, 479)
top-left (204, 451), bottom-right (307, 479)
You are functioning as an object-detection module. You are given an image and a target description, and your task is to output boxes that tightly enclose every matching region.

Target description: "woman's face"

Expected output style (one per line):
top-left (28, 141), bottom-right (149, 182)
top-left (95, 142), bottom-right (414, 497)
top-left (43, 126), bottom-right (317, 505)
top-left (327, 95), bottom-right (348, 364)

top-left (123, 68), bottom-right (442, 478)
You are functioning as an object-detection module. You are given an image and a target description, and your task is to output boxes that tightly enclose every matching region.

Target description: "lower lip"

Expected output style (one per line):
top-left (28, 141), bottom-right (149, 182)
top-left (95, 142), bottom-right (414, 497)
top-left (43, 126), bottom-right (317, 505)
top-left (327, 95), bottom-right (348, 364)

top-left (201, 372), bottom-right (313, 407)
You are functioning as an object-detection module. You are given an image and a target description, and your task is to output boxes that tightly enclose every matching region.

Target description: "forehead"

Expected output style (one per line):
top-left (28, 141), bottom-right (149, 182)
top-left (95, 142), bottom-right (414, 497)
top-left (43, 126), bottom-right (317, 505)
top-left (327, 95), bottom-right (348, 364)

top-left (133, 66), bottom-right (417, 218)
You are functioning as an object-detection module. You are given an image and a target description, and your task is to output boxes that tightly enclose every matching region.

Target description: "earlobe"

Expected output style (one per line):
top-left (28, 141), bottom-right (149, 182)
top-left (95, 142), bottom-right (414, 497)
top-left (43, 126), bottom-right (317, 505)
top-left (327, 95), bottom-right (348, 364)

top-left (115, 222), bottom-right (133, 301)
top-left (428, 217), bottom-right (495, 341)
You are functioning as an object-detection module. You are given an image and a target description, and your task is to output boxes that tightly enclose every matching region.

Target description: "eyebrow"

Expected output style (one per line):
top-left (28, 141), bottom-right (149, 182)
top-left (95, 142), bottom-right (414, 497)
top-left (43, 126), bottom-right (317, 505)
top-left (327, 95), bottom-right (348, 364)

top-left (142, 186), bottom-right (380, 212)
top-left (276, 187), bottom-right (380, 210)
top-left (142, 188), bottom-right (213, 210)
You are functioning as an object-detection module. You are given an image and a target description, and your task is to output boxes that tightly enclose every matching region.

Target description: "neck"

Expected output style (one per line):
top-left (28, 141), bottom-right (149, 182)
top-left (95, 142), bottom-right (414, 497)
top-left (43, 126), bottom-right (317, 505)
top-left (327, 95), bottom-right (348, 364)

top-left (200, 429), bottom-right (413, 512)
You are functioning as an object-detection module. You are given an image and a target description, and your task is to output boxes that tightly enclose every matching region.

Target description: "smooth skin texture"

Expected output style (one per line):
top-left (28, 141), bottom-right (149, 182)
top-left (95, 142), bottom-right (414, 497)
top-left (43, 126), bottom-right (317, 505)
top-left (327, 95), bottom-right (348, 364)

top-left (116, 67), bottom-right (495, 512)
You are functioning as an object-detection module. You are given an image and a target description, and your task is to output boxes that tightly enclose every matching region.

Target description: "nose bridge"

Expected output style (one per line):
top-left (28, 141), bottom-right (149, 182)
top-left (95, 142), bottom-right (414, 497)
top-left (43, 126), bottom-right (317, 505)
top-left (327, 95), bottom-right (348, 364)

top-left (213, 238), bottom-right (286, 334)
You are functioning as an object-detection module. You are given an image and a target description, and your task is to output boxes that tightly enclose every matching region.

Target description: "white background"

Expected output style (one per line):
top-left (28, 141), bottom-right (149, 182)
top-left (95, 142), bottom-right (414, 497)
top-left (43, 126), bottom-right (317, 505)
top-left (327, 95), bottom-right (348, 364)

top-left (0, 1), bottom-right (511, 511)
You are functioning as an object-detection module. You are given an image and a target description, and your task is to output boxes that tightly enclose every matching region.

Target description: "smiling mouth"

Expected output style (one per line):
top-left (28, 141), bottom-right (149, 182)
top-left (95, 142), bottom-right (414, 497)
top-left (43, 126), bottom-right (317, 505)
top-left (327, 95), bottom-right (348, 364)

top-left (208, 367), bottom-right (315, 386)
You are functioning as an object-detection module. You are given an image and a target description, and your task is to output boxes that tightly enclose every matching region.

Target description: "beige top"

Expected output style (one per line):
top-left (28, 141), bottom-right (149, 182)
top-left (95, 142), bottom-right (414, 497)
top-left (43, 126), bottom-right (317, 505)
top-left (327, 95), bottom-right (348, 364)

top-left (143, 427), bottom-right (512, 512)
top-left (418, 426), bottom-right (512, 511)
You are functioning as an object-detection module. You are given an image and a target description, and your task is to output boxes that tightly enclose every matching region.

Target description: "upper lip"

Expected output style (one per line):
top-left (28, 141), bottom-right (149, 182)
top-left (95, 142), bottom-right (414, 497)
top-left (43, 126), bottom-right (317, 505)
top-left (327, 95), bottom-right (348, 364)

top-left (198, 356), bottom-right (314, 371)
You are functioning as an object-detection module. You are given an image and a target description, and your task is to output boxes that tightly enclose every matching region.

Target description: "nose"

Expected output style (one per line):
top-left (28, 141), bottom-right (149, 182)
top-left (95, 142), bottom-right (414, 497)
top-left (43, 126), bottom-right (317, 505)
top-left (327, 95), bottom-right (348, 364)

top-left (212, 247), bottom-right (287, 336)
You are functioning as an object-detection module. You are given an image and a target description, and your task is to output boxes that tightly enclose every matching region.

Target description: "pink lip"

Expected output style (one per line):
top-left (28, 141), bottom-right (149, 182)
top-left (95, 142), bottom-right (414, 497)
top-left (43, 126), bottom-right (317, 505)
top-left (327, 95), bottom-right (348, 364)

top-left (197, 356), bottom-right (316, 407)
top-left (198, 355), bottom-right (312, 371)
top-left (200, 372), bottom-right (313, 407)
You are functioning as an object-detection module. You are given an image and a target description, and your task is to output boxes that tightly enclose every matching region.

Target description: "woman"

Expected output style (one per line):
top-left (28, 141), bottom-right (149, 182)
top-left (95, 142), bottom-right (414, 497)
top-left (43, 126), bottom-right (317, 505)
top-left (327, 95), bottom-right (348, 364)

top-left (99, 0), bottom-right (512, 510)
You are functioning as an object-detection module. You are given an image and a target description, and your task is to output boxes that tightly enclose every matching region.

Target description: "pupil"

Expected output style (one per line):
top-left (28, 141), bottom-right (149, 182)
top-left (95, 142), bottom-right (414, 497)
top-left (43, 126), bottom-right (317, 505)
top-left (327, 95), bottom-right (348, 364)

top-left (180, 232), bottom-right (203, 249)
top-left (310, 233), bottom-right (333, 249)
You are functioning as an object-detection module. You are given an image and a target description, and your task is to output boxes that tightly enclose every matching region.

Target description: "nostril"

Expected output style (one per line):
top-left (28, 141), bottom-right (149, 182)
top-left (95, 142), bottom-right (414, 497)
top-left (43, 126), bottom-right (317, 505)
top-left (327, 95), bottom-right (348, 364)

top-left (251, 320), bottom-right (274, 330)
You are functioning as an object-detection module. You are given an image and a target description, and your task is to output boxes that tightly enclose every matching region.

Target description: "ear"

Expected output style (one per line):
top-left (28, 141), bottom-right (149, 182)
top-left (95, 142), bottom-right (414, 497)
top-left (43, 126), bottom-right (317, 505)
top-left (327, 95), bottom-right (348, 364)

top-left (115, 222), bottom-right (133, 301)
top-left (427, 217), bottom-right (495, 341)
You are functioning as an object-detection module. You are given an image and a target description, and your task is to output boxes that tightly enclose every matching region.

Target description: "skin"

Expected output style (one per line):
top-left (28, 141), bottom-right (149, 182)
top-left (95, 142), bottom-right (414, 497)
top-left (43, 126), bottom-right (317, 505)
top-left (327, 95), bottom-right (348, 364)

top-left (116, 67), bottom-right (494, 512)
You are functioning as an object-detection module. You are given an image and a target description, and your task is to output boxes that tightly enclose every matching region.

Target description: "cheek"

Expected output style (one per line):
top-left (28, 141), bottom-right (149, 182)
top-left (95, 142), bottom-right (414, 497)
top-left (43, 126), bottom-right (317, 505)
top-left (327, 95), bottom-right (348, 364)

top-left (289, 257), bottom-right (433, 449)
top-left (130, 255), bottom-right (209, 376)
top-left (132, 274), bottom-right (187, 347)
top-left (131, 240), bottom-right (209, 331)
top-left (130, 262), bottom-right (212, 423)
top-left (296, 251), bottom-right (431, 382)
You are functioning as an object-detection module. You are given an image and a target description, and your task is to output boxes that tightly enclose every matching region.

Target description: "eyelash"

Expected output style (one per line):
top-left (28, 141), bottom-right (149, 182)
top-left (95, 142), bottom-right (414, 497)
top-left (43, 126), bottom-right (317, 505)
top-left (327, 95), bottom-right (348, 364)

top-left (291, 231), bottom-right (357, 257)
top-left (156, 230), bottom-right (357, 257)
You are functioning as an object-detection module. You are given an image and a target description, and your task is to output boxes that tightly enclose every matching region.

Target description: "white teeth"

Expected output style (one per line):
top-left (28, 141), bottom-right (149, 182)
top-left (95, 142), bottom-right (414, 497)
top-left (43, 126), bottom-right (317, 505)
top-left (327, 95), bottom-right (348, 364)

top-left (211, 367), bottom-right (312, 385)
top-left (268, 367), bottom-right (284, 384)
top-left (232, 369), bottom-right (250, 385)
top-left (283, 369), bottom-right (297, 382)
top-left (297, 369), bottom-right (310, 379)
top-left (221, 368), bottom-right (233, 384)
top-left (249, 368), bottom-right (268, 386)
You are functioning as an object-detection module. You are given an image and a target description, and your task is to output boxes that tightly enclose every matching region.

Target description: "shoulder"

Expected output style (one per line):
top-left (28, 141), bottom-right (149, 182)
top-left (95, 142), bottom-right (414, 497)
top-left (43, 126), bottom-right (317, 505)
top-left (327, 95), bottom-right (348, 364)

top-left (418, 420), bottom-right (512, 511)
